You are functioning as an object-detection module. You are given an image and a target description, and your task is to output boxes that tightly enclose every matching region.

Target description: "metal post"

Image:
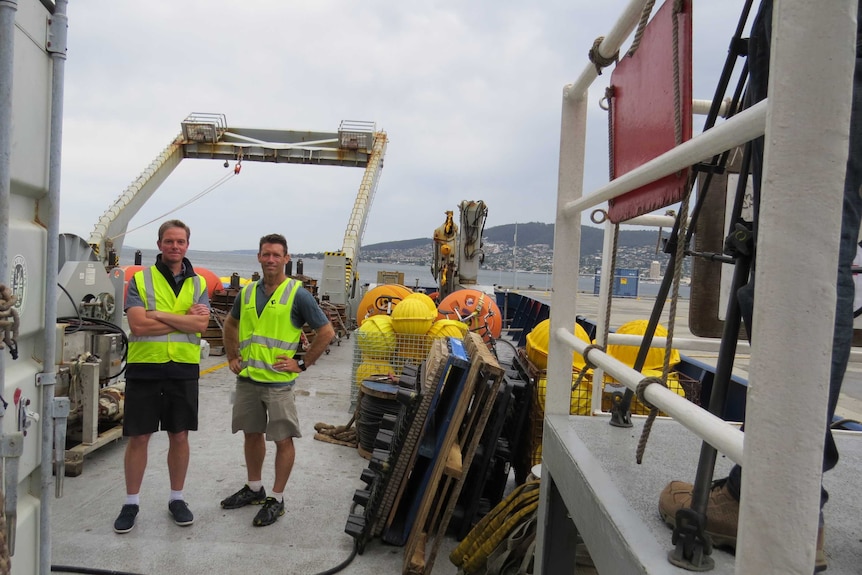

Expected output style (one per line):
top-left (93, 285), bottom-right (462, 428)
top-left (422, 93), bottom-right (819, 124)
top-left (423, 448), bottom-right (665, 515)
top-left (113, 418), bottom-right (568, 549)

top-left (737, 1), bottom-right (856, 573)
top-left (536, 80), bottom-right (589, 574)
top-left (0, 0), bottom-right (18, 561)
top-left (40, 2), bottom-right (68, 573)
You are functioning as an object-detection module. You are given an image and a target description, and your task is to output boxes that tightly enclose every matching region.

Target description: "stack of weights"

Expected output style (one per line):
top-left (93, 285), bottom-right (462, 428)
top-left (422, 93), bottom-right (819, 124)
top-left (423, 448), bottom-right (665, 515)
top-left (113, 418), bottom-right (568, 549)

top-left (355, 379), bottom-right (402, 459)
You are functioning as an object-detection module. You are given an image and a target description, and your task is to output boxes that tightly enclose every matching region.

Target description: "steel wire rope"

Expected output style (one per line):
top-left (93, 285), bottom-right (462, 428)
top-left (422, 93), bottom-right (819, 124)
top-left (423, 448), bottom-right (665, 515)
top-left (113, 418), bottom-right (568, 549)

top-left (108, 170), bottom-right (237, 242)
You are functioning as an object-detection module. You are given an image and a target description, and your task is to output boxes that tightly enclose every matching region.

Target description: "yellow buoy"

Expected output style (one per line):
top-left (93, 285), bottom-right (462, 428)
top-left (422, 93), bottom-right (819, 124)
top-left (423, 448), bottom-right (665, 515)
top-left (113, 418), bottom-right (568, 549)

top-left (402, 292), bottom-right (438, 317)
top-left (354, 359), bottom-right (394, 388)
top-left (426, 319), bottom-right (468, 340)
top-left (356, 314), bottom-right (397, 360)
top-left (391, 297), bottom-right (435, 335)
top-left (606, 319), bottom-right (681, 370)
top-left (525, 319), bottom-right (592, 370)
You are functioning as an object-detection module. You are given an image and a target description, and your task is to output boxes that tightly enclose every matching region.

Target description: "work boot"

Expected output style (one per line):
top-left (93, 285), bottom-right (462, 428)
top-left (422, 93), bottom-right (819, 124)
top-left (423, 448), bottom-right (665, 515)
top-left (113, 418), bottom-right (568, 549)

top-left (815, 524), bottom-right (827, 573)
top-left (658, 478), bottom-right (739, 549)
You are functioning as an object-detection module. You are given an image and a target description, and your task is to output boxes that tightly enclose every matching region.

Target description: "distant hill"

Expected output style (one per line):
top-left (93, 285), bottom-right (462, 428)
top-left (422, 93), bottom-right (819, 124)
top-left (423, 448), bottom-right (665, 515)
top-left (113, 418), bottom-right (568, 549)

top-left (361, 222), bottom-right (667, 254)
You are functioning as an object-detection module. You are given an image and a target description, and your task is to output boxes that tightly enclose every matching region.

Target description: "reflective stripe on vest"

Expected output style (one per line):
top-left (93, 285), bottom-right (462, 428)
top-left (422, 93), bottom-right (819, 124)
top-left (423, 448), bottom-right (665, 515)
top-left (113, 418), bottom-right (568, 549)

top-left (128, 268), bottom-right (205, 365)
top-left (237, 279), bottom-right (303, 384)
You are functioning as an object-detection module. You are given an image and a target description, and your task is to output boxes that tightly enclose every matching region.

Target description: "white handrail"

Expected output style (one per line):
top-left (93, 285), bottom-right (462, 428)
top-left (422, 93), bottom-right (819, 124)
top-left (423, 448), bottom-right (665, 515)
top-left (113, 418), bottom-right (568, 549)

top-left (538, 1), bottom-right (857, 574)
top-left (557, 327), bottom-right (745, 463)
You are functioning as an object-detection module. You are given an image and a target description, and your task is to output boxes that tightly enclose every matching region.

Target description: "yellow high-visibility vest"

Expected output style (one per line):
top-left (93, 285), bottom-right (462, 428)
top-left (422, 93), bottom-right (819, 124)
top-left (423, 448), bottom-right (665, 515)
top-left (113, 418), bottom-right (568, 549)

top-left (238, 279), bottom-right (303, 384)
top-left (128, 268), bottom-right (205, 365)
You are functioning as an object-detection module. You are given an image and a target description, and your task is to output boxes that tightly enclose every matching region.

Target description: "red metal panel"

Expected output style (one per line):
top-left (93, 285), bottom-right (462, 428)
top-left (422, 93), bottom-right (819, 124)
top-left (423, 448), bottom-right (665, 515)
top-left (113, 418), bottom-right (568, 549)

top-left (608, 0), bottom-right (692, 223)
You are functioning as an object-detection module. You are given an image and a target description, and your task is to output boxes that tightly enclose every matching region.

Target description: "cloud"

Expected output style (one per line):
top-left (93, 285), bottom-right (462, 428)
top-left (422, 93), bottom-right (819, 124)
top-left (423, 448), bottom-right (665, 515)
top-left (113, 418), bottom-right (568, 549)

top-left (58, 0), bottom-right (750, 255)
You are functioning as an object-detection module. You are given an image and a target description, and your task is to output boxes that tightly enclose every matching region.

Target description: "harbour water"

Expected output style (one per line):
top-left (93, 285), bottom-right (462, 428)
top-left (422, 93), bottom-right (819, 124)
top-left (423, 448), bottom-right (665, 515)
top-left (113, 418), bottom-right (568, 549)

top-left (121, 247), bottom-right (689, 298)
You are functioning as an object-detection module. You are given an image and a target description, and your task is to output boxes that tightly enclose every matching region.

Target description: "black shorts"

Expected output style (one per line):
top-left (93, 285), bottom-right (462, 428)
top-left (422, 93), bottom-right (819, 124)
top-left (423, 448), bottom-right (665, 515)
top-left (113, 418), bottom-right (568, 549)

top-left (123, 378), bottom-right (199, 436)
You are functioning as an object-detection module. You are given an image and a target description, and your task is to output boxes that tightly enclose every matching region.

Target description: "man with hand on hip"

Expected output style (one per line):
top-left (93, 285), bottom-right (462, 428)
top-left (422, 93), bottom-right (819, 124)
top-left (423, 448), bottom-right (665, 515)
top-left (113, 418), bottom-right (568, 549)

top-left (221, 233), bottom-right (334, 527)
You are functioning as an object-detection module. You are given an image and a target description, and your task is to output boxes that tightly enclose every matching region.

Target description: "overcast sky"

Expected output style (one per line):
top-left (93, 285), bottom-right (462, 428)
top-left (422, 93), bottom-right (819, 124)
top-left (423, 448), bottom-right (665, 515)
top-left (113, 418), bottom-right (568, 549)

top-left (58, 0), bottom-right (749, 254)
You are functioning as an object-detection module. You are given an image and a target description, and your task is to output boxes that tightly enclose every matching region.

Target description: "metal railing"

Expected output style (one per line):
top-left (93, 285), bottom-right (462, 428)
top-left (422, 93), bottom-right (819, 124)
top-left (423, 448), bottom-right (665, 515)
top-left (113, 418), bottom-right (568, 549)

top-left (536, 1), bottom-right (857, 574)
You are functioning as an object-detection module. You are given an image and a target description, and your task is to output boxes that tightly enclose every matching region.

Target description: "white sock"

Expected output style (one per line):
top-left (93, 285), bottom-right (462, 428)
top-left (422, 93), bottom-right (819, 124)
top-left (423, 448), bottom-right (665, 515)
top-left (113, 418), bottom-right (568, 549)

top-left (125, 493), bottom-right (140, 506)
top-left (248, 480), bottom-right (263, 492)
top-left (271, 491), bottom-right (284, 502)
top-left (169, 490), bottom-right (184, 502)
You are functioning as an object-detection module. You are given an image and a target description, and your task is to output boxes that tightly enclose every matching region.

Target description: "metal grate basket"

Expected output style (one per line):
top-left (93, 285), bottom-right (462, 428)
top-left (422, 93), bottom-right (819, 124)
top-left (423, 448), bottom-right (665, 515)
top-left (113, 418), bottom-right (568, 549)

top-left (350, 332), bottom-right (435, 410)
top-left (518, 348), bottom-right (701, 466)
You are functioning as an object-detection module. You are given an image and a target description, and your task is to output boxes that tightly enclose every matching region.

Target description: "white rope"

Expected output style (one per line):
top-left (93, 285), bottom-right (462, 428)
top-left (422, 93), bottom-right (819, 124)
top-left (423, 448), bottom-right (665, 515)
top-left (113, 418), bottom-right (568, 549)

top-left (109, 170), bottom-right (237, 242)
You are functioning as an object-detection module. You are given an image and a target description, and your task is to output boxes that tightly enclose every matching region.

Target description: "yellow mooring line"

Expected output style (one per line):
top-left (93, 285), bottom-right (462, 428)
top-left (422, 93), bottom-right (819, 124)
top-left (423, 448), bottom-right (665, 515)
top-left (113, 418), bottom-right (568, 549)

top-left (201, 361), bottom-right (229, 375)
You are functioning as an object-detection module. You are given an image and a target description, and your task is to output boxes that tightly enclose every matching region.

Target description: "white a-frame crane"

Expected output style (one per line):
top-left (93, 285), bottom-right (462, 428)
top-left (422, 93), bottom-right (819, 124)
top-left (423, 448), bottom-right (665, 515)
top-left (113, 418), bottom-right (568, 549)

top-left (87, 114), bottom-right (387, 313)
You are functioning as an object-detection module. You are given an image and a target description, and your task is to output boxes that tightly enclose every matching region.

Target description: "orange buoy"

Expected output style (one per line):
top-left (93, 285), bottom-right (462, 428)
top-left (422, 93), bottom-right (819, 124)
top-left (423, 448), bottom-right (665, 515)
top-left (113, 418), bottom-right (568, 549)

top-left (437, 289), bottom-right (502, 344)
top-left (195, 266), bottom-right (223, 298)
top-left (356, 284), bottom-right (413, 326)
top-left (118, 265), bottom-right (145, 307)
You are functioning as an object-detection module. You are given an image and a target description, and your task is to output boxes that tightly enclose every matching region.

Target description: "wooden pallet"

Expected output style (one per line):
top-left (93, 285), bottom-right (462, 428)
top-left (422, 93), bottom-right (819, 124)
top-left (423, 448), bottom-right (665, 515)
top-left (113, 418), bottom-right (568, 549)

top-left (381, 338), bottom-right (471, 545)
top-left (371, 339), bottom-right (451, 538)
top-left (65, 424), bottom-right (124, 476)
top-left (402, 333), bottom-right (504, 575)
top-left (345, 364), bottom-right (423, 553)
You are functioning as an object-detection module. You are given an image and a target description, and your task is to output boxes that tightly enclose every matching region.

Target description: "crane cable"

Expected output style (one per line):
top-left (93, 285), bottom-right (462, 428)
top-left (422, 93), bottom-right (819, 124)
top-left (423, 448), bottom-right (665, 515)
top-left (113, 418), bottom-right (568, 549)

top-left (108, 168), bottom-right (239, 243)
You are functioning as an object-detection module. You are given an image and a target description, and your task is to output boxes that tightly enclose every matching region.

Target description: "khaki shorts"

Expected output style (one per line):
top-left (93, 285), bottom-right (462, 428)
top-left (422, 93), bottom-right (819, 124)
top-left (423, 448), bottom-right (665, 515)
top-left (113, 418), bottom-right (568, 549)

top-left (231, 379), bottom-right (302, 441)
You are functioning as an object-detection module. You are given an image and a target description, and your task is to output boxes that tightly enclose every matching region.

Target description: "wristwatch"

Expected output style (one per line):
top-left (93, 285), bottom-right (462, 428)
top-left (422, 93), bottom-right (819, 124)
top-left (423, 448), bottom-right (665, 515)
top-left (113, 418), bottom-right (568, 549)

top-left (296, 359), bottom-right (307, 371)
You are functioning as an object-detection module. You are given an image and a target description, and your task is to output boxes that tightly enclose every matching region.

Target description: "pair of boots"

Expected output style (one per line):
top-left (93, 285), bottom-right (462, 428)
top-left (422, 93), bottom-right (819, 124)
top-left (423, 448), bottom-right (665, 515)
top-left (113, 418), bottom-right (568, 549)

top-left (658, 479), bottom-right (826, 572)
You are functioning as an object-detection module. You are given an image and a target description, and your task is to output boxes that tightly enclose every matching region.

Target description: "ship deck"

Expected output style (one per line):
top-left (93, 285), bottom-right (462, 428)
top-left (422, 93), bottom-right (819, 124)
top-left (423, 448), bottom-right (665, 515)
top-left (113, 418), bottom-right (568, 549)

top-left (50, 332), bottom-right (460, 575)
top-left (50, 293), bottom-right (862, 574)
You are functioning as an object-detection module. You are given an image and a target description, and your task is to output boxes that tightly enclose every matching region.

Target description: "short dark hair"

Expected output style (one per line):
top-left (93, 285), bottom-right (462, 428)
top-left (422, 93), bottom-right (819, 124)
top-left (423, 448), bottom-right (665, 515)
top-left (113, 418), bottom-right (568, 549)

top-left (259, 233), bottom-right (288, 255)
top-left (158, 219), bottom-right (190, 241)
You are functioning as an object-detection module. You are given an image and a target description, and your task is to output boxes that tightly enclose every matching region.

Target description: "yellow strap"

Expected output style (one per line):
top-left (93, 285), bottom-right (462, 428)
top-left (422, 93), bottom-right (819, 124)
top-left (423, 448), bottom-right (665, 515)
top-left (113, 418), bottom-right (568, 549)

top-left (464, 500), bottom-right (539, 573)
top-left (450, 480), bottom-right (540, 568)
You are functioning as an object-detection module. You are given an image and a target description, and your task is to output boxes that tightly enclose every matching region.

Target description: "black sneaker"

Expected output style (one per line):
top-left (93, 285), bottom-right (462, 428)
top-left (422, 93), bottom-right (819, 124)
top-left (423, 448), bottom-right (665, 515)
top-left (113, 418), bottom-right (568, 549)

top-left (168, 500), bottom-right (194, 526)
top-left (113, 504), bottom-right (139, 534)
top-left (220, 484), bottom-right (266, 509)
top-left (253, 497), bottom-right (285, 527)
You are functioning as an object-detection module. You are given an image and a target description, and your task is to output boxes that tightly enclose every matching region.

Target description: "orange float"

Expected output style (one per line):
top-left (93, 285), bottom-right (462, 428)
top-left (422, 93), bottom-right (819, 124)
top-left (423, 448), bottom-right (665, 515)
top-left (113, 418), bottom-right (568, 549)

top-left (356, 284), bottom-right (413, 326)
top-left (118, 265), bottom-right (144, 307)
top-left (437, 289), bottom-right (502, 344)
top-left (195, 267), bottom-right (223, 298)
